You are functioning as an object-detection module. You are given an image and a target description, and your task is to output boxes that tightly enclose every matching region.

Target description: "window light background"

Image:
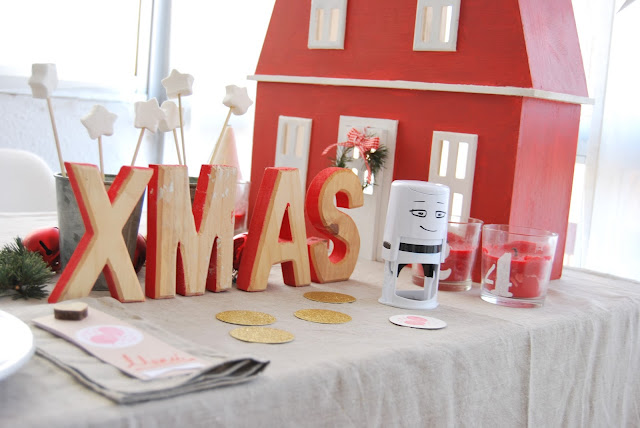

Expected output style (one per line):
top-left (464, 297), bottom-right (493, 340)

top-left (0, 0), bottom-right (637, 281)
top-left (168, 0), bottom-right (277, 180)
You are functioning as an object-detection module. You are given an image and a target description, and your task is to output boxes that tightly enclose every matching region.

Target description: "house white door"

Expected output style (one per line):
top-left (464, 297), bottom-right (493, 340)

top-left (336, 116), bottom-right (398, 261)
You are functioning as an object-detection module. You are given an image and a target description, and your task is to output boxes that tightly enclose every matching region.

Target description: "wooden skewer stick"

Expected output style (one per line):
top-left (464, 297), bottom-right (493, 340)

top-left (178, 94), bottom-right (187, 166)
top-left (208, 108), bottom-right (232, 165)
top-left (131, 128), bottom-right (145, 167)
top-left (46, 97), bottom-right (66, 177)
top-left (172, 129), bottom-right (183, 165)
top-left (97, 136), bottom-right (105, 182)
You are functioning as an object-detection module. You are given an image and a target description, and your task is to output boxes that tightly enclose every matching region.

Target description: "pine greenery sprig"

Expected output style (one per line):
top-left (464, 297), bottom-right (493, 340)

top-left (363, 146), bottom-right (388, 180)
top-left (329, 143), bottom-right (388, 191)
top-left (0, 238), bottom-right (53, 300)
top-left (331, 146), bottom-right (354, 169)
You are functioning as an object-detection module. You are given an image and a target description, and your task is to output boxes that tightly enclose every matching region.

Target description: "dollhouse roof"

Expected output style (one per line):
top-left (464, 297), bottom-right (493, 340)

top-left (254, 0), bottom-right (588, 99)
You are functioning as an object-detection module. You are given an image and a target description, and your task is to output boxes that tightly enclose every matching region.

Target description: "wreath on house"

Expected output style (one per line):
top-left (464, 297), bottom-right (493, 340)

top-left (323, 127), bottom-right (388, 191)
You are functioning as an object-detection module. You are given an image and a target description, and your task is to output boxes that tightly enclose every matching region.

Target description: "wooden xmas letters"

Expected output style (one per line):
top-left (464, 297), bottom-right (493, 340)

top-left (51, 163), bottom-right (362, 303)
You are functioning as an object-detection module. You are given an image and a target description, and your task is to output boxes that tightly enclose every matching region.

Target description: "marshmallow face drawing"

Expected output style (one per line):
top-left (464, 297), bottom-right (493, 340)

top-left (379, 180), bottom-right (450, 310)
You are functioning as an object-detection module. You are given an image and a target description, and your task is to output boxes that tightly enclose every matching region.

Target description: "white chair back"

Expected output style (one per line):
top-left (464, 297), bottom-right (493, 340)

top-left (0, 149), bottom-right (57, 212)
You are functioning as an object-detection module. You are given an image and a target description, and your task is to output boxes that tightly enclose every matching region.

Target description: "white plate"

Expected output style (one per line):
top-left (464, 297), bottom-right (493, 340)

top-left (0, 310), bottom-right (35, 381)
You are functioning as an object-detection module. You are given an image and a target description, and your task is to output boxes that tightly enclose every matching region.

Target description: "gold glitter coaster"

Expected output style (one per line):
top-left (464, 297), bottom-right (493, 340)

top-left (294, 309), bottom-right (352, 324)
top-left (216, 310), bottom-right (276, 326)
top-left (229, 327), bottom-right (294, 344)
top-left (303, 291), bottom-right (356, 304)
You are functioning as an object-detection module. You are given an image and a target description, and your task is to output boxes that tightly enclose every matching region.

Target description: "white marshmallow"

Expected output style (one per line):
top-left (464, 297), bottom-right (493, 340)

top-left (158, 100), bottom-right (180, 132)
top-left (161, 69), bottom-right (194, 98)
top-left (134, 98), bottom-right (165, 133)
top-left (28, 63), bottom-right (58, 99)
top-left (222, 85), bottom-right (253, 116)
top-left (81, 105), bottom-right (117, 140)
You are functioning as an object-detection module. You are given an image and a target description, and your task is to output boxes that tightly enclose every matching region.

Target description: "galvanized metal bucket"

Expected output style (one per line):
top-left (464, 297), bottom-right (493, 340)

top-left (55, 174), bottom-right (144, 291)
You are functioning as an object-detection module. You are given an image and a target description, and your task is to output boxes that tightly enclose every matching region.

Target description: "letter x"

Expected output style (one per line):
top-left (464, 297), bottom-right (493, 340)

top-left (49, 163), bottom-right (152, 303)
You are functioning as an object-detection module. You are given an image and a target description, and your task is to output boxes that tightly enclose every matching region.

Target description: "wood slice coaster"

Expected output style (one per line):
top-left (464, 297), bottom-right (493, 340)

top-left (53, 302), bottom-right (89, 321)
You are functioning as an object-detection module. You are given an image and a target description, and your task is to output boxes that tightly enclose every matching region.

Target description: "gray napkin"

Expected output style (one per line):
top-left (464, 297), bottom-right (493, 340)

top-left (11, 298), bottom-right (269, 404)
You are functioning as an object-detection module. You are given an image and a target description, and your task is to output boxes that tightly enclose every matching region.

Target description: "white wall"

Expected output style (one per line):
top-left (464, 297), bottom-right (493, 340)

top-left (0, 93), bottom-right (161, 176)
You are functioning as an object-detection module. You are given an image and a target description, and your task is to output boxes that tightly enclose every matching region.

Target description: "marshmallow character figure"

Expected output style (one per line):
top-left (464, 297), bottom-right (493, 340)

top-left (379, 181), bottom-right (450, 309)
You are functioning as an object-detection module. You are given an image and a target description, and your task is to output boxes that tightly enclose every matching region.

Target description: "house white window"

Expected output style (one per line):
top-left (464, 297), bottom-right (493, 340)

top-left (428, 131), bottom-right (478, 221)
top-left (413, 0), bottom-right (461, 51)
top-left (275, 116), bottom-right (313, 192)
top-left (308, 0), bottom-right (348, 49)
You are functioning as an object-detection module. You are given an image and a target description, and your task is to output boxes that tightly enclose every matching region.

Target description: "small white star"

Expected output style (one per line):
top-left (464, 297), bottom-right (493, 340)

top-left (134, 98), bottom-right (165, 133)
top-left (222, 85), bottom-right (253, 115)
top-left (81, 105), bottom-right (117, 140)
top-left (161, 69), bottom-right (194, 98)
top-left (28, 63), bottom-right (58, 99)
top-left (158, 100), bottom-right (180, 132)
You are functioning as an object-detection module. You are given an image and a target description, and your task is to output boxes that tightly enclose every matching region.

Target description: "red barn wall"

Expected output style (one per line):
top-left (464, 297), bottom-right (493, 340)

top-left (518, 0), bottom-right (588, 95)
top-left (249, 82), bottom-right (525, 230)
top-left (510, 98), bottom-right (581, 278)
top-left (256, 0), bottom-right (533, 88)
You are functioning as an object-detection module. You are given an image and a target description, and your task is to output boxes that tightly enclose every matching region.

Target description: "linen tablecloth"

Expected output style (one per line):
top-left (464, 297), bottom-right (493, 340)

top-left (0, 212), bottom-right (639, 427)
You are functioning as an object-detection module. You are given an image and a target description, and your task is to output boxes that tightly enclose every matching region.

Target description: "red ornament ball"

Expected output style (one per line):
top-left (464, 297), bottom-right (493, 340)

top-left (233, 233), bottom-right (248, 271)
top-left (23, 227), bottom-right (61, 272)
top-left (133, 234), bottom-right (147, 273)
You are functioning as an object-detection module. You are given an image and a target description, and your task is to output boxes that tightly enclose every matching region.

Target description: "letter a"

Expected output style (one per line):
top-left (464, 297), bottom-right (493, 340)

top-left (236, 168), bottom-right (310, 291)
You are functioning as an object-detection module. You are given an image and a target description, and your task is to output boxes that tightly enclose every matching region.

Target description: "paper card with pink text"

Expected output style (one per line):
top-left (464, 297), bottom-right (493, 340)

top-left (33, 308), bottom-right (208, 380)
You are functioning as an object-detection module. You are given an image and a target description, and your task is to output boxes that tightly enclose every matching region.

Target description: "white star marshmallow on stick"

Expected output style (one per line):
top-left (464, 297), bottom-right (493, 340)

top-left (158, 100), bottom-right (183, 165)
top-left (28, 63), bottom-right (66, 176)
top-left (208, 85), bottom-right (253, 164)
top-left (131, 98), bottom-right (165, 166)
top-left (80, 105), bottom-right (117, 181)
top-left (161, 69), bottom-right (194, 165)
top-left (222, 85), bottom-right (253, 115)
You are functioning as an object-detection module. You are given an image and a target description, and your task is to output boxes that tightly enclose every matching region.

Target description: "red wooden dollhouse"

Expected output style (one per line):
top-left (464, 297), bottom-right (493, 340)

top-left (248, 0), bottom-right (589, 279)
